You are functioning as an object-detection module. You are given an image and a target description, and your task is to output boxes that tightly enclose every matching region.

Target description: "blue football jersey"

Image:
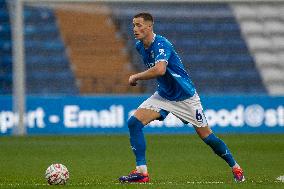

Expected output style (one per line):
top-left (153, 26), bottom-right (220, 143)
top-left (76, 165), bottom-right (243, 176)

top-left (135, 34), bottom-right (196, 101)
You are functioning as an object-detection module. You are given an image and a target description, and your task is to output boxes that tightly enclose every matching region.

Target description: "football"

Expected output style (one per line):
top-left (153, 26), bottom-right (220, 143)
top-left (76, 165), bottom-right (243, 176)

top-left (45, 163), bottom-right (69, 185)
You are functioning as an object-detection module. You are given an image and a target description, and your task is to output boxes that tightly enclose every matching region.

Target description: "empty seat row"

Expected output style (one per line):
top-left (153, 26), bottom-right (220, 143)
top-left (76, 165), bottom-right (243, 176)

top-left (0, 22), bottom-right (59, 36)
top-left (25, 39), bottom-right (65, 51)
top-left (0, 53), bottom-right (69, 65)
top-left (155, 22), bottom-right (240, 32)
top-left (173, 38), bottom-right (247, 49)
top-left (26, 70), bottom-right (74, 80)
top-left (24, 7), bottom-right (56, 22)
top-left (108, 2), bottom-right (233, 19)
top-left (182, 54), bottom-right (253, 64)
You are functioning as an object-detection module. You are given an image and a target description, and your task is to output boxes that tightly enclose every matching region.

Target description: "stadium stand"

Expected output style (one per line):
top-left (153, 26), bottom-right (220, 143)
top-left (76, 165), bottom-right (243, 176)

top-left (1, 1), bottom-right (277, 95)
top-left (0, 0), bottom-right (12, 94)
top-left (24, 6), bottom-right (78, 94)
top-left (54, 4), bottom-right (141, 94)
top-left (0, 0), bottom-right (78, 94)
top-left (232, 3), bottom-right (284, 95)
top-left (107, 2), bottom-right (267, 94)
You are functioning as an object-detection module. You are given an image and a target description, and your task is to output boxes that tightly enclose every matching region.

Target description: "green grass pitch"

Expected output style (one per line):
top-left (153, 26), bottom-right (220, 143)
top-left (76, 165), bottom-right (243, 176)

top-left (0, 134), bottom-right (283, 189)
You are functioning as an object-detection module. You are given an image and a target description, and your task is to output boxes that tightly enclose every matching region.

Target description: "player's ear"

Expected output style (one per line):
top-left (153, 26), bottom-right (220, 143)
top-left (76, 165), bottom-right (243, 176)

top-left (145, 21), bottom-right (153, 29)
top-left (148, 22), bottom-right (153, 30)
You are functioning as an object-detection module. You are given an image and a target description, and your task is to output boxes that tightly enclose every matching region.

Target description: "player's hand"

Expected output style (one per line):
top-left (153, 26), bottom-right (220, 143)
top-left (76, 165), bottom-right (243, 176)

top-left (129, 75), bottom-right (138, 86)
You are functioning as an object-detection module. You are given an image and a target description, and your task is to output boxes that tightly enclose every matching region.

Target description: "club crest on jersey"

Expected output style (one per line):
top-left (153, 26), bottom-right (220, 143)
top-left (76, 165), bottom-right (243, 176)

top-left (159, 49), bottom-right (166, 56)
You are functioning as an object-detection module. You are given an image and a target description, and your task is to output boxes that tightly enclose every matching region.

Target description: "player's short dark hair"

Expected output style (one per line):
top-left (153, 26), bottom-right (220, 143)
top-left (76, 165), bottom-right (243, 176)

top-left (134, 12), bottom-right (154, 23)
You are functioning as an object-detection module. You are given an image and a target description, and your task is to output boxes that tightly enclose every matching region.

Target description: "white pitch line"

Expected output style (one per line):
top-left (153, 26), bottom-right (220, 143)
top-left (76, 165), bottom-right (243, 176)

top-left (277, 175), bottom-right (284, 182)
top-left (0, 181), bottom-right (224, 186)
top-left (1, 179), bottom-right (283, 187)
top-left (187, 181), bottom-right (224, 184)
top-left (115, 181), bottom-right (224, 185)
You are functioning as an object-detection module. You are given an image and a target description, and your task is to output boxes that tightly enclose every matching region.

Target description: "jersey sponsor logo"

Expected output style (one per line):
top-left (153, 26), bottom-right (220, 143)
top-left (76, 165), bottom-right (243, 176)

top-left (172, 73), bottom-right (181, 78)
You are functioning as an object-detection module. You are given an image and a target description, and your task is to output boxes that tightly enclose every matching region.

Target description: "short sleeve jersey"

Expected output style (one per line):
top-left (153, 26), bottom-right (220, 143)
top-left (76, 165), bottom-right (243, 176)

top-left (135, 34), bottom-right (196, 101)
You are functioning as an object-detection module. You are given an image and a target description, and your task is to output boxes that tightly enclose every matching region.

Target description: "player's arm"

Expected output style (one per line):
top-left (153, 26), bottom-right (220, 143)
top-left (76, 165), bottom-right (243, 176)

top-left (129, 61), bottom-right (167, 86)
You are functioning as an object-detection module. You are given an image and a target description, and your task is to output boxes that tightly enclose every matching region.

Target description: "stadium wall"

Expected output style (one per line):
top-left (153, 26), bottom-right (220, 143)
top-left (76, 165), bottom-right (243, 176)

top-left (0, 95), bottom-right (283, 135)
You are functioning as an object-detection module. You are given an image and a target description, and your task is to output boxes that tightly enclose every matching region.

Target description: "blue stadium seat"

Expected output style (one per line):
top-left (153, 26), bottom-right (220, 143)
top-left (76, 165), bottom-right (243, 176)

top-left (0, 54), bottom-right (12, 65)
top-left (0, 39), bottom-right (11, 52)
top-left (0, 8), bottom-right (9, 22)
top-left (0, 23), bottom-right (11, 33)
top-left (0, 0), bottom-right (6, 8)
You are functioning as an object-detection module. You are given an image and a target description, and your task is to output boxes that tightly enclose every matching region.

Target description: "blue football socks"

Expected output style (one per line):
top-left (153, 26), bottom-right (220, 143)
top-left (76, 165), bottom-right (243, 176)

top-left (128, 116), bottom-right (146, 166)
top-left (203, 133), bottom-right (236, 167)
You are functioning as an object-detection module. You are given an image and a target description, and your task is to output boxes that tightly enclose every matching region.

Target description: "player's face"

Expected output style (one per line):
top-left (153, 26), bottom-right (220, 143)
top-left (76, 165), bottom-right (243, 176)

top-left (133, 17), bottom-right (152, 40)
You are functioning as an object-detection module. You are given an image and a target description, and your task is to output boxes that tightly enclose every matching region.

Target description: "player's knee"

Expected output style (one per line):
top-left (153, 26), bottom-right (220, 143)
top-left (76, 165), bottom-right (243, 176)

top-left (195, 125), bottom-right (212, 139)
top-left (127, 116), bottom-right (136, 129)
top-left (127, 116), bottom-right (144, 129)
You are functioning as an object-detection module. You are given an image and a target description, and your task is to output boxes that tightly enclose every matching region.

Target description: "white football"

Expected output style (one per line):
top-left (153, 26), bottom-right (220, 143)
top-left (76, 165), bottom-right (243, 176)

top-left (45, 163), bottom-right (69, 185)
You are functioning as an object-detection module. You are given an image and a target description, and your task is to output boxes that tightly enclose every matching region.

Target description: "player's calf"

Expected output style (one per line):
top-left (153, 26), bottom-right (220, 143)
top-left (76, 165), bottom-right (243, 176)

top-left (203, 133), bottom-right (237, 167)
